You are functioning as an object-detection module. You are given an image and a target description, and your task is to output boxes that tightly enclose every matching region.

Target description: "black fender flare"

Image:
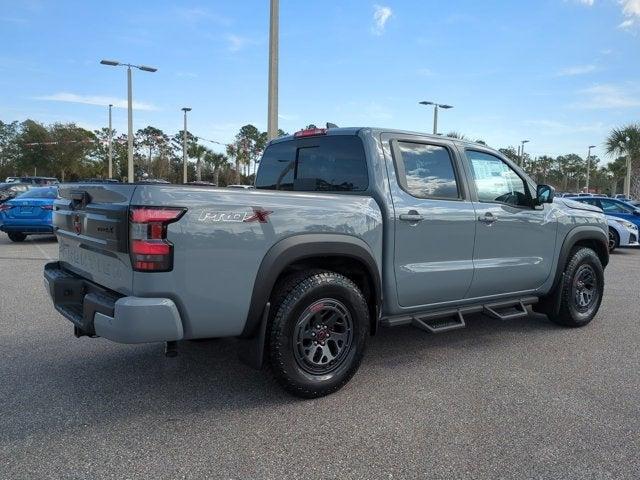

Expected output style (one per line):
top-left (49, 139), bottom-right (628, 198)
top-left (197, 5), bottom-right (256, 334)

top-left (535, 225), bottom-right (608, 315)
top-left (241, 233), bottom-right (381, 338)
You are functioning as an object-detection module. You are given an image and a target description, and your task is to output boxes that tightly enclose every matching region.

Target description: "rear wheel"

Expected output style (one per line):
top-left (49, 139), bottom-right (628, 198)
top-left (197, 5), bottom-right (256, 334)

top-left (547, 247), bottom-right (604, 328)
top-left (608, 228), bottom-right (619, 252)
top-left (7, 232), bottom-right (26, 242)
top-left (268, 270), bottom-right (369, 398)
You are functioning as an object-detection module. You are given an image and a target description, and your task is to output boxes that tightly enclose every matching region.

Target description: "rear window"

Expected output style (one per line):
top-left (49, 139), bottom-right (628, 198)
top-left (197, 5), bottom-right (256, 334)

top-left (256, 136), bottom-right (368, 192)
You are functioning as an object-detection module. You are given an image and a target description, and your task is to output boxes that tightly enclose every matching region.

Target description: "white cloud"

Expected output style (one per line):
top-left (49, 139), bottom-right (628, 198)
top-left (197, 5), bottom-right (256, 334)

top-left (33, 92), bottom-right (158, 111)
top-left (176, 71), bottom-right (198, 78)
top-left (278, 113), bottom-right (299, 121)
top-left (175, 7), bottom-right (231, 26)
top-left (576, 0), bottom-right (594, 5)
top-left (573, 84), bottom-right (640, 108)
top-left (557, 64), bottom-right (597, 76)
top-left (523, 119), bottom-right (605, 135)
top-left (372, 5), bottom-right (392, 35)
top-left (226, 34), bottom-right (256, 52)
top-left (618, 0), bottom-right (640, 29)
top-left (417, 68), bottom-right (434, 77)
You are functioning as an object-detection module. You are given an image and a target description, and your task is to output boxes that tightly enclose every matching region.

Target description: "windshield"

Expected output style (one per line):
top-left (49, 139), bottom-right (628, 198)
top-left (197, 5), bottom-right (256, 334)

top-left (17, 187), bottom-right (58, 199)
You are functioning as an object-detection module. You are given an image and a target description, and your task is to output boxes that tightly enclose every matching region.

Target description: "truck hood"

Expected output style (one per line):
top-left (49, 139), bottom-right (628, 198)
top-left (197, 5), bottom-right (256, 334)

top-left (554, 197), bottom-right (602, 213)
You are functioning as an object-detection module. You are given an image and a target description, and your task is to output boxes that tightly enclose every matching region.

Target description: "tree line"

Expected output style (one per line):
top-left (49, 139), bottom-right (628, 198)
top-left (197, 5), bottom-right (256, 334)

top-left (0, 119), bottom-right (286, 185)
top-left (1, 119), bottom-right (638, 197)
top-left (448, 127), bottom-right (639, 197)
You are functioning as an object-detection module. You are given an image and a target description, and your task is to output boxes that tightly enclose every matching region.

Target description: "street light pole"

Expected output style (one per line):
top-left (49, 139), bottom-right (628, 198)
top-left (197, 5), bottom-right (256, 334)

top-left (100, 59), bottom-right (157, 183)
top-left (108, 104), bottom-right (113, 179)
top-left (126, 66), bottom-right (134, 183)
top-left (520, 140), bottom-right (530, 167)
top-left (433, 105), bottom-right (439, 135)
top-left (182, 107), bottom-right (191, 184)
top-left (267, 0), bottom-right (279, 140)
top-left (419, 101), bottom-right (453, 135)
top-left (585, 145), bottom-right (596, 192)
top-left (622, 137), bottom-right (631, 197)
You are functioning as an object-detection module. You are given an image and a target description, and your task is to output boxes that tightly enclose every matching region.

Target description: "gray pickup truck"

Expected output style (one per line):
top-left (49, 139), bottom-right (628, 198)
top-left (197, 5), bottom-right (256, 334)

top-left (44, 127), bottom-right (609, 398)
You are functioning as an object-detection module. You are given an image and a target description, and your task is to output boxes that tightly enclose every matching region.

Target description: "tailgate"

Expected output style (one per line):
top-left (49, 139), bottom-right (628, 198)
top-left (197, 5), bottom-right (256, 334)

top-left (55, 184), bottom-right (137, 295)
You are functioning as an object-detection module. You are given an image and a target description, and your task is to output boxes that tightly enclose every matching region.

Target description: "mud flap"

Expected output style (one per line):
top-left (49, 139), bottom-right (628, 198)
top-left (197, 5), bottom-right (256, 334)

top-left (237, 302), bottom-right (270, 369)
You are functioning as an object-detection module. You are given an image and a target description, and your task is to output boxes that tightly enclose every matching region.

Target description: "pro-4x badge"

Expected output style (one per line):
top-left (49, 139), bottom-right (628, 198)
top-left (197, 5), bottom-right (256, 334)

top-left (198, 207), bottom-right (273, 224)
top-left (243, 207), bottom-right (273, 223)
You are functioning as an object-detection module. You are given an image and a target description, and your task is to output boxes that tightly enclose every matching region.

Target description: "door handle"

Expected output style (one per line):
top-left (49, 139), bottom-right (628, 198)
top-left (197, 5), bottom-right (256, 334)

top-left (478, 212), bottom-right (498, 224)
top-left (399, 210), bottom-right (424, 222)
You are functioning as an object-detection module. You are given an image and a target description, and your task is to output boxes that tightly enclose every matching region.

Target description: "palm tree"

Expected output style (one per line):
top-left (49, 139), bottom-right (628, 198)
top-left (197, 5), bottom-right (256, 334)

top-left (203, 151), bottom-right (228, 186)
top-left (188, 143), bottom-right (208, 182)
top-left (605, 124), bottom-right (640, 198)
top-left (446, 131), bottom-right (467, 140)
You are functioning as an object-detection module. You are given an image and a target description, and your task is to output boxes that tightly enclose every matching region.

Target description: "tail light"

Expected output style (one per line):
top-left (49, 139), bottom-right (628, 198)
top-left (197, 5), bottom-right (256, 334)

top-left (0, 204), bottom-right (13, 212)
top-left (129, 206), bottom-right (186, 272)
top-left (41, 204), bottom-right (54, 211)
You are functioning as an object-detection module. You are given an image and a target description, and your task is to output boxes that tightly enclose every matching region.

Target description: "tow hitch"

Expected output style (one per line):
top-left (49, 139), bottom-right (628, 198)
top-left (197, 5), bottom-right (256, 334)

top-left (164, 341), bottom-right (178, 357)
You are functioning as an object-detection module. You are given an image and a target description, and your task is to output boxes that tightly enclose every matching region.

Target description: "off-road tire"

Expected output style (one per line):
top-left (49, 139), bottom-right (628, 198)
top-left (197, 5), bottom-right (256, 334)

top-left (608, 228), bottom-right (619, 253)
top-left (7, 232), bottom-right (26, 242)
top-left (268, 270), bottom-right (369, 398)
top-left (547, 247), bottom-right (604, 328)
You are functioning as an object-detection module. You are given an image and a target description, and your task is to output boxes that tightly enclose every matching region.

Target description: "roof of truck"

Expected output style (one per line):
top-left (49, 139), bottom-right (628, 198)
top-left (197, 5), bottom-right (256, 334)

top-left (270, 127), bottom-right (490, 149)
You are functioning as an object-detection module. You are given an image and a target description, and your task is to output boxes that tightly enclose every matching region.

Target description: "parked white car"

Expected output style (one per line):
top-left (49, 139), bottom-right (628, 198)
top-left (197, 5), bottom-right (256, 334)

top-left (607, 216), bottom-right (639, 252)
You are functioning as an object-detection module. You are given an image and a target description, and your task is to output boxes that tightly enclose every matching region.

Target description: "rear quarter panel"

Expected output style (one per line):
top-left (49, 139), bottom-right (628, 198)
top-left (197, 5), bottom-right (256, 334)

top-left (131, 187), bottom-right (383, 338)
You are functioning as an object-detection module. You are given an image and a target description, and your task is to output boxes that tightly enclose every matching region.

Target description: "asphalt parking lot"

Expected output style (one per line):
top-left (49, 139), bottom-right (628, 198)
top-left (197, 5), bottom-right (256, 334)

top-left (1, 235), bottom-right (639, 479)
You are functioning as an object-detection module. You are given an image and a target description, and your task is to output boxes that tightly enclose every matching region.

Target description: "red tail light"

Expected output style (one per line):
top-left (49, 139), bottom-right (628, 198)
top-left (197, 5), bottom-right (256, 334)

top-left (129, 206), bottom-right (186, 272)
top-left (0, 204), bottom-right (14, 212)
top-left (41, 204), bottom-right (54, 211)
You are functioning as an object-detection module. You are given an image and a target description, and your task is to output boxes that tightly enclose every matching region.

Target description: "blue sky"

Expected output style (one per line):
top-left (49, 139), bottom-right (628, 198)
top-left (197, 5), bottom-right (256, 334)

top-left (1, 0), bottom-right (639, 162)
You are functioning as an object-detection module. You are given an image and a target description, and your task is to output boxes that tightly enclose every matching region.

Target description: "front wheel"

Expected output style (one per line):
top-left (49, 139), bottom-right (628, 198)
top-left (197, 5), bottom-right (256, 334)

top-left (547, 247), bottom-right (604, 328)
top-left (268, 270), bottom-right (370, 398)
top-left (608, 228), bottom-right (619, 253)
top-left (7, 232), bottom-right (26, 242)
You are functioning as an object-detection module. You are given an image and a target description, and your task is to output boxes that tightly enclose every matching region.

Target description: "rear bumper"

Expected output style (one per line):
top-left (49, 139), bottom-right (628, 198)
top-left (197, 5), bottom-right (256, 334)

top-left (1, 223), bottom-right (53, 233)
top-left (44, 262), bottom-right (183, 344)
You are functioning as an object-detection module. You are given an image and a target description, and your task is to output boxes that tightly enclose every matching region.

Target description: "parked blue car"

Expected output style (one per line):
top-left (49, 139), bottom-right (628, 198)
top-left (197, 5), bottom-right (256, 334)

top-left (0, 186), bottom-right (57, 242)
top-left (568, 196), bottom-right (640, 229)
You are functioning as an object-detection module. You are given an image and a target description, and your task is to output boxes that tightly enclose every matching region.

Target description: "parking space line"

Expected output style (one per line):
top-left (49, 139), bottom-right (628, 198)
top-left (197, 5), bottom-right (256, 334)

top-left (33, 241), bottom-right (53, 261)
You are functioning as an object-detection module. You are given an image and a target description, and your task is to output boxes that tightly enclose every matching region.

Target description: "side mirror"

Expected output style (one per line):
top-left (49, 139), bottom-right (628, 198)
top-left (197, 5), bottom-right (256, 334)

top-left (536, 184), bottom-right (555, 204)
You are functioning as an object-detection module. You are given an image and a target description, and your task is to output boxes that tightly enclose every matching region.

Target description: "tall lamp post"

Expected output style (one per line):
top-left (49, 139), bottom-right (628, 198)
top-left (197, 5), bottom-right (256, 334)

top-left (520, 140), bottom-right (530, 166)
top-left (100, 59), bottom-right (157, 183)
top-left (107, 104), bottom-right (113, 179)
top-left (419, 101), bottom-right (453, 134)
top-left (181, 107), bottom-right (191, 184)
top-left (585, 145), bottom-right (596, 192)
top-left (621, 137), bottom-right (631, 197)
top-left (267, 0), bottom-right (279, 140)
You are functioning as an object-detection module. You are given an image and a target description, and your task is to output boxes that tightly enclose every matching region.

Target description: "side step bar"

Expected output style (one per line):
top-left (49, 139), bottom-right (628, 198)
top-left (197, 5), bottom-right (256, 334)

top-left (381, 296), bottom-right (538, 334)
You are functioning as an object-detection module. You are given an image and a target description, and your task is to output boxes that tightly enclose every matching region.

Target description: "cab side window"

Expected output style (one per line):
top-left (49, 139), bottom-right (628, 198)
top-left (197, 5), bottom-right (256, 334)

top-left (395, 142), bottom-right (460, 199)
top-left (467, 151), bottom-right (530, 207)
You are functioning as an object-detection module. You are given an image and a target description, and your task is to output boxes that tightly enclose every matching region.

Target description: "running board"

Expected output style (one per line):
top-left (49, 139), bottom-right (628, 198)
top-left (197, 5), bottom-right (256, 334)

top-left (483, 300), bottom-right (528, 321)
top-left (381, 296), bottom-right (538, 333)
top-left (412, 310), bottom-right (465, 333)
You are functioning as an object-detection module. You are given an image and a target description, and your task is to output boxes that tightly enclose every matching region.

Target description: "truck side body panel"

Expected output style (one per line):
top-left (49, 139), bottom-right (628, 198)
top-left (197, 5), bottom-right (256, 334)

top-left (130, 186), bottom-right (383, 338)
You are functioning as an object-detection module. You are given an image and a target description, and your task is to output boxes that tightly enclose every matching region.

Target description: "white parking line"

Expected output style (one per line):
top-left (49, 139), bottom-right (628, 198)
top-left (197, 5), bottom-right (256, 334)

top-left (33, 241), bottom-right (53, 261)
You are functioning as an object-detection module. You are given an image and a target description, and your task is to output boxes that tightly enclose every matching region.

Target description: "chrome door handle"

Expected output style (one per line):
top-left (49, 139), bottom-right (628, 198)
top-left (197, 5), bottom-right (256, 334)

top-left (478, 212), bottom-right (498, 224)
top-left (399, 210), bottom-right (424, 222)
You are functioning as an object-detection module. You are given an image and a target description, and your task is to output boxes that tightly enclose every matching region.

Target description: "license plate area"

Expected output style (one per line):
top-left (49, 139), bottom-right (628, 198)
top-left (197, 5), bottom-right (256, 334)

top-left (44, 262), bottom-right (121, 334)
